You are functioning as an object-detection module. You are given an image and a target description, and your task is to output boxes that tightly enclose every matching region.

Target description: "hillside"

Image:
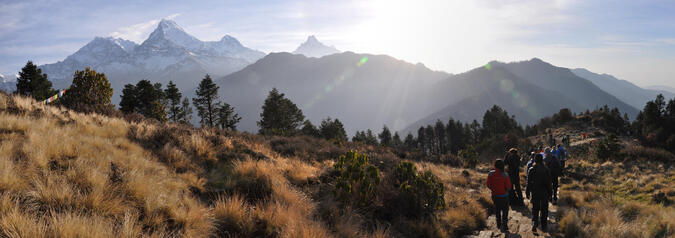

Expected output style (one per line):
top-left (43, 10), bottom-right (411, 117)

top-left (572, 68), bottom-right (675, 109)
top-left (403, 64), bottom-right (584, 133)
top-left (495, 59), bottom-right (639, 118)
top-left (404, 59), bottom-right (640, 134)
top-left (0, 92), bottom-right (493, 237)
top-left (216, 52), bottom-right (450, 134)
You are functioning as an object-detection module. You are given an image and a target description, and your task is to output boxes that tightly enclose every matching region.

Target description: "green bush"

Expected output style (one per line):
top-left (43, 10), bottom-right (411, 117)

top-left (333, 150), bottom-right (381, 206)
top-left (595, 133), bottom-right (622, 161)
top-left (394, 161), bottom-right (446, 218)
top-left (458, 145), bottom-right (479, 168)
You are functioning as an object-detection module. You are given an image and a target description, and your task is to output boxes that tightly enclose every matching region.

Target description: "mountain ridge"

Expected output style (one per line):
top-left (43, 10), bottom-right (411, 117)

top-left (571, 68), bottom-right (675, 109)
top-left (38, 19), bottom-right (265, 103)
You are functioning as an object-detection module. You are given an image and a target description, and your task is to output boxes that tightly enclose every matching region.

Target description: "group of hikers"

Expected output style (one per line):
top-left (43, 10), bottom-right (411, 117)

top-left (486, 144), bottom-right (567, 233)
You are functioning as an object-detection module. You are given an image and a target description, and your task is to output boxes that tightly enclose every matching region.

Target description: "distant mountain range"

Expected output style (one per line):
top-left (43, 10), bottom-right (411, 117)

top-left (38, 19), bottom-right (265, 104)
top-left (216, 52), bottom-right (449, 134)
top-left (4, 20), bottom-right (669, 135)
top-left (292, 36), bottom-right (340, 58)
top-left (644, 85), bottom-right (675, 95)
top-left (401, 58), bottom-right (639, 133)
top-left (0, 73), bottom-right (17, 92)
top-left (571, 68), bottom-right (675, 109)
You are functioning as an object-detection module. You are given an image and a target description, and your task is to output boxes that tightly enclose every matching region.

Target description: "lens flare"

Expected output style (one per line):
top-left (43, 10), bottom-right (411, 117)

top-left (357, 57), bottom-right (368, 67)
top-left (484, 63), bottom-right (491, 70)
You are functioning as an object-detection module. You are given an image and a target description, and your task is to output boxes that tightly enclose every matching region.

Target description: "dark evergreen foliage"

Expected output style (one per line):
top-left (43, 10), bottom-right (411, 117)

top-left (319, 117), bottom-right (348, 142)
top-left (165, 81), bottom-right (182, 122)
top-left (60, 67), bottom-right (114, 114)
top-left (193, 75), bottom-right (220, 127)
top-left (16, 61), bottom-right (54, 100)
top-left (258, 88), bottom-right (305, 136)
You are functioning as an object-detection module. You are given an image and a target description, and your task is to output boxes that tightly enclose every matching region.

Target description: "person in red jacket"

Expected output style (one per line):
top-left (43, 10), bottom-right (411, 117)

top-left (487, 159), bottom-right (512, 232)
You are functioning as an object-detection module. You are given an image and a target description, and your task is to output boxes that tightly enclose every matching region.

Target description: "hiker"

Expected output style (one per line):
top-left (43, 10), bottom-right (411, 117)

top-left (556, 144), bottom-right (567, 174)
top-left (543, 148), bottom-right (562, 204)
top-left (526, 152), bottom-right (535, 174)
top-left (526, 154), bottom-right (552, 232)
top-left (487, 159), bottom-right (511, 232)
top-left (504, 148), bottom-right (524, 206)
top-left (548, 133), bottom-right (554, 146)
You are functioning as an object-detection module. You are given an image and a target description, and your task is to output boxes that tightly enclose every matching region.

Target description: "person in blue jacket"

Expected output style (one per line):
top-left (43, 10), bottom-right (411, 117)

top-left (556, 144), bottom-right (567, 175)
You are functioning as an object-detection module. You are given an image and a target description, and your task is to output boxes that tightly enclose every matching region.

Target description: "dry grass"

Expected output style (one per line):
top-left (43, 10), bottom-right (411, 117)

top-left (558, 157), bottom-right (675, 238)
top-left (0, 92), bottom-right (496, 237)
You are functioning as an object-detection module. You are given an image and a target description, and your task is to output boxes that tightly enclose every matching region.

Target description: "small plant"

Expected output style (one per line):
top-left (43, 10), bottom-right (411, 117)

top-left (595, 133), bottom-right (622, 161)
top-left (394, 161), bottom-right (446, 217)
top-left (333, 150), bottom-right (381, 206)
top-left (458, 145), bottom-right (479, 168)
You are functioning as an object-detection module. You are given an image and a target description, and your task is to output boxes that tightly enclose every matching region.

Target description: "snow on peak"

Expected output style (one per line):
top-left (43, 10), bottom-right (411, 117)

top-left (293, 35), bottom-right (340, 58)
top-left (144, 19), bottom-right (202, 50)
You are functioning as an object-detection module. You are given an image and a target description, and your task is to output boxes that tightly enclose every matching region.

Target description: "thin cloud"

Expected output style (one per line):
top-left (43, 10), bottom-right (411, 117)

top-left (108, 13), bottom-right (181, 43)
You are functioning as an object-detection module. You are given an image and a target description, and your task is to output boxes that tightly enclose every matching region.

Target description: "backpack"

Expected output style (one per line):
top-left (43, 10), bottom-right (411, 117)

top-left (545, 156), bottom-right (561, 177)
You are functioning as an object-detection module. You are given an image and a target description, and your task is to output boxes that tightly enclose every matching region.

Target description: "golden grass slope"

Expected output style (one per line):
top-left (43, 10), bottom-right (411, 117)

top-left (0, 93), bottom-right (496, 237)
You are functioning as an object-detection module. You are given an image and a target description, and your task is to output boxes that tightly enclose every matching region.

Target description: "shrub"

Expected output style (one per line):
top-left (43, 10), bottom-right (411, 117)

top-left (559, 210), bottom-right (584, 238)
top-left (458, 145), bottom-right (479, 168)
top-left (333, 151), bottom-right (381, 206)
top-left (595, 133), bottom-right (622, 161)
top-left (393, 161), bottom-right (445, 218)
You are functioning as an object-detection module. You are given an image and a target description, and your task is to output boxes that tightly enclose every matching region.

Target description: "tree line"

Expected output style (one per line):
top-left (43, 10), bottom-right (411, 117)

top-left (10, 61), bottom-right (675, 153)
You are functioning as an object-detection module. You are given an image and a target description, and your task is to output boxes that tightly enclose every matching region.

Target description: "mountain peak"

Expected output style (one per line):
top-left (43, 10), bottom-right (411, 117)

top-left (292, 35), bottom-right (340, 58)
top-left (306, 35), bottom-right (319, 43)
top-left (143, 19), bottom-right (201, 49)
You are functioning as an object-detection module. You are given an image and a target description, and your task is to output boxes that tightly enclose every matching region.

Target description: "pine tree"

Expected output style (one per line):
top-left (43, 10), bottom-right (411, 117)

top-left (61, 67), bottom-right (113, 114)
top-left (301, 120), bottom-right (320, 137)
top-left (16, 61), bottom-right (54, 100)
top-left (404, 133), bottom-right (416, 150)
top-left (193, 75), bottom-right (220, 127)
top-left (392, 132), bottom-right (403, 149)
top-left (215, 102), bottom-right (241, 130)
top-left (179, 97), bottom-right (193, 125)
top-left (434, 120), bottom-right (446, 154)
top-left (119, 84), bottom-right (138, 114)
top-left (365, 129), bottom-right (378, 146)
top-left (319, 117), bottom-right (348, 142)
top-left (135, 80), bottom-right (166, 122)
top-left (352, 130), bottom-right (366, 143)
top-left (378, 125), bottom-right (392, 147)
top-left (258, 88), bottom-right (305, 136)
top-left (165, 81), bottom-right (182, 122)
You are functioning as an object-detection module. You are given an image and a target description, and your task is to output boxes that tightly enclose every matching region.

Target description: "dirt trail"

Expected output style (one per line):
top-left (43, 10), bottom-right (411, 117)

top-left (466, 199), bottom-right (560, 238)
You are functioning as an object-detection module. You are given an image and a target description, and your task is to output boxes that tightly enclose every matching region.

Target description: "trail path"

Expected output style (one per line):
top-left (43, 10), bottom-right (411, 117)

top-left (466, 199), bottom-right (560, 238)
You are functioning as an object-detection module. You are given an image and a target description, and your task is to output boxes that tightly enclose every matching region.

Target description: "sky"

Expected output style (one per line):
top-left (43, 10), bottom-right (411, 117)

top-left (0, 0), bottom-right (674, 88)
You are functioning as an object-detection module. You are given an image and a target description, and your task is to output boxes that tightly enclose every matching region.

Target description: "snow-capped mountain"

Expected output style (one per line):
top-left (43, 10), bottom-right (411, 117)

top-left (0, 73), bottom-right (17, 92)
top-left (39, 19), bottom-right (265, 102)
top-left (292, 36), bottom-right (340, 58)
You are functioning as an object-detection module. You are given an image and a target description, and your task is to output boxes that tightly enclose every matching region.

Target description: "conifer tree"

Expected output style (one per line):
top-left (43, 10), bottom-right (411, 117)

top-left (179, 97), bottom-right (193, 125)
top-left (404, 133), bottom-right (416, 150)
top-left (258, 88), bottom-right (305, 136)
top-left (352, 130), bottom-right (366, 142)
top-left (165, 81), bottom-right (182, 122)
top-left (392, 132), bottom-right (403, 149)
top-left (365, 129), bottom-right (378, 145)
top-left (434, 120), bottom-right (446, 154)
top-left (16, 61), bottom-right (54, 100)
top-left (301, 120), bottom-right (320, 137)
top-left (61, 67), bottom-right (113, 114)
top-left (135, 80), bottom-right (166, 122)
top-left (319, 117), bottom-right (348, 142)
top-left (193, 75), bottom-right (220, 127)
top-left (215, 102), bottom-right (241, 130)
top-left (119, 84), bottom-right (138, 114)
top-left (378, 125), bottom-right (392, 147)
